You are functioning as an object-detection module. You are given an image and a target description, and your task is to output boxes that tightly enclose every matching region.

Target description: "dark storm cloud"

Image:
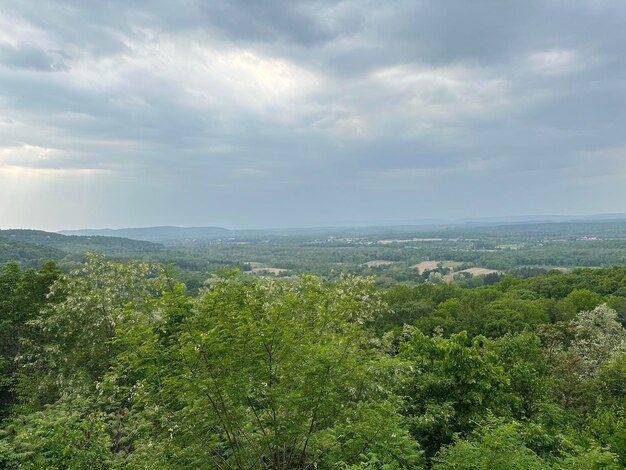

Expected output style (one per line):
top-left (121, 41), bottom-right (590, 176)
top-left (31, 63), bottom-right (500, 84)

top-left (1, 0), bottom-right (626, 229)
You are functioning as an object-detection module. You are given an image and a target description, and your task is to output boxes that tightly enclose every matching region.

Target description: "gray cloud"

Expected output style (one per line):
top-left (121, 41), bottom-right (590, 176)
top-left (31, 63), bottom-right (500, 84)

top-left (1, 0), bottom-right (626, 230)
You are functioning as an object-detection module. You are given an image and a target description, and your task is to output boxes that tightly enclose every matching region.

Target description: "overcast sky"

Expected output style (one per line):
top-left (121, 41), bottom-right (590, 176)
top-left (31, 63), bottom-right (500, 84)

top-left (1, 0), bottom-right (625, 230)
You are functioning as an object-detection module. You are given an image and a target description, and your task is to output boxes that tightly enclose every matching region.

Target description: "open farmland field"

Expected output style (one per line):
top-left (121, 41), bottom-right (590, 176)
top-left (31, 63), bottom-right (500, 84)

top-left (443, 267), bottom-right (500, 282)
top-left (459, 267), bottom-right (500, 276)
top-left (364, 260), bottom-right (397, 267)
top-left (250, 267), bottom-right (288, 275)
top-left (411, 260), bottom-right (463, 274)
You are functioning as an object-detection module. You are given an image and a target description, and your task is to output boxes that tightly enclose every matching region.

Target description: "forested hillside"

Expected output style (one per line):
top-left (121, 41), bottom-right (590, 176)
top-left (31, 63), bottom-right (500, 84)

top-left (0, 237), bottom-right (65, 268)
top-left (0, 230), bottom-right (164, 257)
top-left (1, 256), bottom-right (625, 468)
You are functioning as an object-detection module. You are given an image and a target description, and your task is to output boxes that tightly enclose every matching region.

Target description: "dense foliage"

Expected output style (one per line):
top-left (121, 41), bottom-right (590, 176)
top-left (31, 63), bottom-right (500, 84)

top-left (1, 255), bottom-right (625, 468)
top-left (0, 238), bottom-right (66, 268)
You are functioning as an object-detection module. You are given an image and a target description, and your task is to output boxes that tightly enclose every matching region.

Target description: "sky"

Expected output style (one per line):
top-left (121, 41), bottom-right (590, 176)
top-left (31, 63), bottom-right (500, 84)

top-left (1, 0), bottom-right (626, 230)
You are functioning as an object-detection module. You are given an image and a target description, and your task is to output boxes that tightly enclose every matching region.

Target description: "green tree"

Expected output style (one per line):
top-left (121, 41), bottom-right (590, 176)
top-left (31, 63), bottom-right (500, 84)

top-left (541, 305), bottom-right (626, 412)
top-left (433, 419), bottom-right (620, 470)
top-left (0, 261), bottom-right (61, 416)
top-left (491, 332), bottom-right (552, 420)
top-left (109, 272), bottom-right (422, 468)
top-left (0, 397), bottom-right (112, 469)
top-left (399, 329), bottom-right (508, 460)
top-left (17, 254), bottom-right (161, 408)
top-left (463, 298), bottom-right (548, 338)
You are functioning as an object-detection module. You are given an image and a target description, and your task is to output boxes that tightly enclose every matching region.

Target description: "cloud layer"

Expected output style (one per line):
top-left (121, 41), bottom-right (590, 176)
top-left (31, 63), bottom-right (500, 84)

top-left (1, 0), bottom-right (626, 229)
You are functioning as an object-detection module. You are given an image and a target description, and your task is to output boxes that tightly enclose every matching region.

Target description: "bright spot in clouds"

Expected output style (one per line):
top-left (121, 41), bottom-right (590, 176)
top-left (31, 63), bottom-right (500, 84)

top-left (528, 49), bottom-right (580, 76)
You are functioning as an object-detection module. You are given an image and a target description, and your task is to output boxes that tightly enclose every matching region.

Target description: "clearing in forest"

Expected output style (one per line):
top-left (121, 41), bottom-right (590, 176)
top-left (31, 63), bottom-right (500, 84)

top-left (364, 260), bottom-right (397, 267)
top-left (411, 260), bottom-right (461, 274)
top-left (460, 267), bottom-right (500, 276)
top-left (250, 267), bottom-right (288, 276)
top-left (442, 267), bottom-right (500, 282)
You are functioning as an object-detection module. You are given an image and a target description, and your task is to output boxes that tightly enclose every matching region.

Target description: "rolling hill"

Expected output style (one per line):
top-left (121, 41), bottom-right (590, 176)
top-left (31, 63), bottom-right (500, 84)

top-left (0, 229), bottom-right (164, 256)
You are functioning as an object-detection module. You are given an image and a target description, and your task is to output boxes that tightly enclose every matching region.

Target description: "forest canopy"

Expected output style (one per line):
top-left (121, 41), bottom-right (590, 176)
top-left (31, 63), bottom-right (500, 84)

top-left (0, 256), bottom-right (625, 468)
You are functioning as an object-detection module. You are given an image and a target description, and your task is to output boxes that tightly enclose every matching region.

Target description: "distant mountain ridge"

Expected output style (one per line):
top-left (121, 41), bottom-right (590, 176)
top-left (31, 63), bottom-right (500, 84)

top-left (59, 226), bottom-right (232, 243)
top-left (57, 215), bottom-right (626, 244)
